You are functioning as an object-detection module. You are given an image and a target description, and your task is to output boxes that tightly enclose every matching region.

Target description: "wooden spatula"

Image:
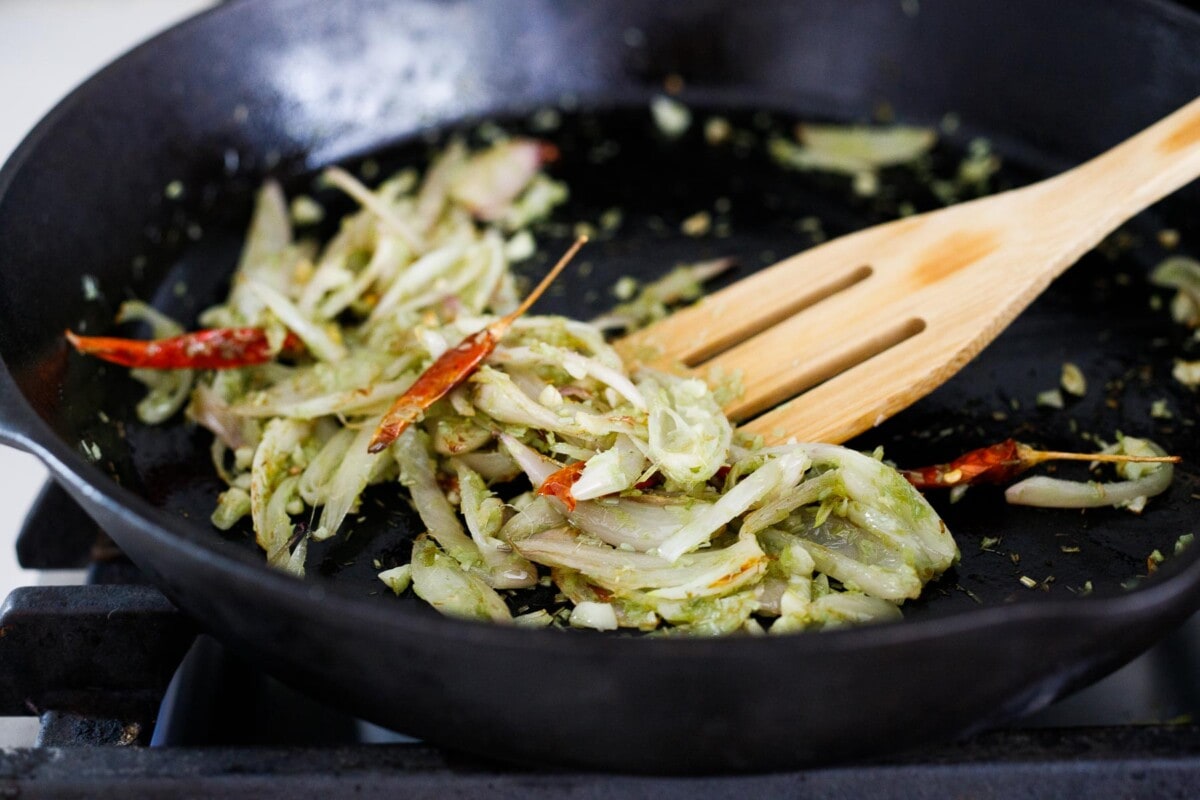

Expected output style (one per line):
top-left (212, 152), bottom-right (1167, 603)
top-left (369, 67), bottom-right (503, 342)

top-left (616, 97), bottom-right (1200, 445)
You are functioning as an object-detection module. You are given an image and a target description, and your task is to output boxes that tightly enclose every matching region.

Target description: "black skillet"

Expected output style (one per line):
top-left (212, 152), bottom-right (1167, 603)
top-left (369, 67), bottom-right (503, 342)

top-left (1, 0), bottom-right (1199, 773)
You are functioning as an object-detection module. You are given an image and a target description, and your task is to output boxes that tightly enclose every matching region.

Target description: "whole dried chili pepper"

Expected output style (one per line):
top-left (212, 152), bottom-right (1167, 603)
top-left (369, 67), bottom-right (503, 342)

top-left (901, 438), bottom-right (1179, 490)
top-left (536, 460), bottom-right (587, 511)
top-left (66, 328), bottom-right (301, 370)
top-left (367, 235), bottom-right (587, 454)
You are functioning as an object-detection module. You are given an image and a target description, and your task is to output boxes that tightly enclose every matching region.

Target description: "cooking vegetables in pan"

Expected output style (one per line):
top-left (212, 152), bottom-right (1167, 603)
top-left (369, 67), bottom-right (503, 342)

top-left (65, 126), bottom-right (1180, 635)
top-left (65, 136), bottom-right (967, 634)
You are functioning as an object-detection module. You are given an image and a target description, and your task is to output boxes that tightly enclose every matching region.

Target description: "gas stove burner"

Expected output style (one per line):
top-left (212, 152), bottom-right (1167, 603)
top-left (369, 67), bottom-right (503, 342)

top-left (1, 480), bottom-right (1198, 795)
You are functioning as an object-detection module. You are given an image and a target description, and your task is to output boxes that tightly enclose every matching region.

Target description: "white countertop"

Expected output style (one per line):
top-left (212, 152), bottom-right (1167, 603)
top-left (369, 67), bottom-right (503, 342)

top-left (0, 0), bottom-right (215, 599)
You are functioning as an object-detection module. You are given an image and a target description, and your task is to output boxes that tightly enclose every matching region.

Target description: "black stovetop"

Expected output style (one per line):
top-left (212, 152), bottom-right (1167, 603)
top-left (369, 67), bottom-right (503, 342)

top-left (1, 480), bottom-right (1198, 798)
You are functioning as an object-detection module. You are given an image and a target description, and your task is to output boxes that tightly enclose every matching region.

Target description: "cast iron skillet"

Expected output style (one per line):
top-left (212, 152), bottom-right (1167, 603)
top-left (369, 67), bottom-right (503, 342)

top-left (1, 0), bottom-right (1199, 773)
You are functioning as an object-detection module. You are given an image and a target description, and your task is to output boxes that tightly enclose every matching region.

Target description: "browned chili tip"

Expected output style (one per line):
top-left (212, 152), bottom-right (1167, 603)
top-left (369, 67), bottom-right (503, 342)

top-left (537, 461), bottom-right (587, 511)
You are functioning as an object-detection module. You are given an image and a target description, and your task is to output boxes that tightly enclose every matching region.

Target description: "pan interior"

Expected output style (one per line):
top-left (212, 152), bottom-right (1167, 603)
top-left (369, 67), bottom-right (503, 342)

top-left (51, 104), bottom-right (1200, 625)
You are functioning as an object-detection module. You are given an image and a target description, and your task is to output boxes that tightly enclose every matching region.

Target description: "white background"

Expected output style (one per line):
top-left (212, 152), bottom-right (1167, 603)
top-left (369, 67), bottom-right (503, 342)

top-left (0, 0), bottom-right (215, 599)
top-left (0, 0), bottom-right (214, 747)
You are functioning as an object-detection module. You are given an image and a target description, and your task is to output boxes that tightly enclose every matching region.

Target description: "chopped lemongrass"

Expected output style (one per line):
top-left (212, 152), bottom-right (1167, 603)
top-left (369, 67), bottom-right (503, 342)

top-left (569, 601), bottom-right (619, 631)
top-left (1036, 388), bottom-right (1065, 409)
top-left (651, 96), bottom-right (691, 138)
top-left (378, 564), bottom-right (413, 595)
top-left (1060, 362), bottom-right (1087, 397)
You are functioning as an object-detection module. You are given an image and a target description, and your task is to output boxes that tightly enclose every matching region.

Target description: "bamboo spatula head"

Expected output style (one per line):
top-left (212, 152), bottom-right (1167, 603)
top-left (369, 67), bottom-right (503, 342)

top-left (616, 96), bottom-right (1200, 445)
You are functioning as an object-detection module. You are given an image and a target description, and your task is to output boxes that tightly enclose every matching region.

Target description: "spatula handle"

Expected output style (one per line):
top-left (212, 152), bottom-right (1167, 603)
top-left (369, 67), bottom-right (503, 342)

top-left (1052, 95), bottom-right (1200, 231)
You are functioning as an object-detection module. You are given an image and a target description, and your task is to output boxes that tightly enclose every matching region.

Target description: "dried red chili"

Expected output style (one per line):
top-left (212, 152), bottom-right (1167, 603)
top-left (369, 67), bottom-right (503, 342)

top-left (367, 236), bottom-right (587, 453)
top-left (66, 328), bottom-right (301, 370)
top-left (901, 438), bottom-right (1179, 490)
